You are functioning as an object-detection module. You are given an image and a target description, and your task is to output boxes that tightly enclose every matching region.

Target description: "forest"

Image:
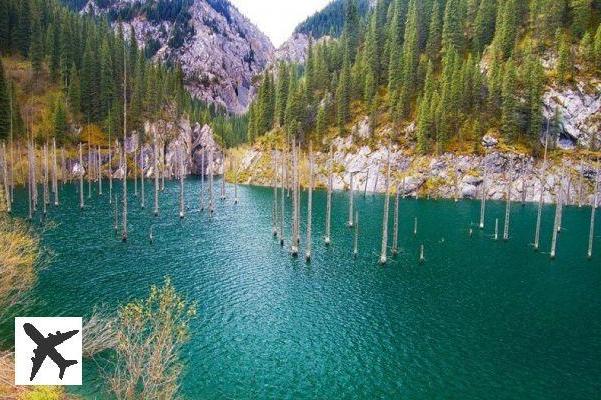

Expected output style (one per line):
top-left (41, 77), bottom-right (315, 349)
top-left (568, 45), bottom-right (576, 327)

top-left (0, 0), bottom-right (247, 149)
top-left (248, 0), bottom-right (601, 154)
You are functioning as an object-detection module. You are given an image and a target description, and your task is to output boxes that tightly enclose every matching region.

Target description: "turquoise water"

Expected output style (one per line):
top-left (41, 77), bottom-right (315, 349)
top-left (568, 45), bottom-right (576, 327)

top-left (5, 178), bottom-right (601, 399)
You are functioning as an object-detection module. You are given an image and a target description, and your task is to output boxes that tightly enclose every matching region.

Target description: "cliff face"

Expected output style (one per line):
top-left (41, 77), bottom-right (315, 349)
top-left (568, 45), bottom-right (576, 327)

top-left (83, 0), bottom-right (274, 114)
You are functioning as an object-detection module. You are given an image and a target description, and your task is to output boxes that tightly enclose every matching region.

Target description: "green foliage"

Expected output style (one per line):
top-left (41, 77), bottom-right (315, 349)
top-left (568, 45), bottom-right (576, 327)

top-left (501, 59), bottom-right (518, 140)
top-left (52, 97), bottom-right (68, 144)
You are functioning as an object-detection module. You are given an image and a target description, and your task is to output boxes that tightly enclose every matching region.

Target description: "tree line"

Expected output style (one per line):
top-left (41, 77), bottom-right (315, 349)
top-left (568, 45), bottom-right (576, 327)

top-left (248, 0), bottom-right (601, 153)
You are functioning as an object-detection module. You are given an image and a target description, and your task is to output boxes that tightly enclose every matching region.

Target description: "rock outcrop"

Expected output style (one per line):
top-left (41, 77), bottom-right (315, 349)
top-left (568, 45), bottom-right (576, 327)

top-left (83, 0), bottom-right (274, 114)
top-left (542, 81), bottom-right (601, 149)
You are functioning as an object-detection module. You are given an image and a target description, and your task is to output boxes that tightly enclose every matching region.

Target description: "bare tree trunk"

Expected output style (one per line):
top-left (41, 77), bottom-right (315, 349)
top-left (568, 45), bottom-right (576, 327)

top-left (88, 141), bottom-right (92, 199)
top-left (550, 188), bottom-right (562, 259)
top-left (179, 146), bottom-right (185, 219)
top-left (279, 148), bottom-right (285, 246)
top-left (220, 151), bottom-right (226, 201)
top-left (122, 47), bottom-right (128, 243)
top-left (153, 130), bottom-right (159, 217)
top-left (291, 140), bottom-right (299, 257)
top-left (1, 143), bottom-right (10, 212)
top-left (588, 162), bottom-right (598, 259)
top-left (200, 150), bottom-right (205, 212)
top-left (348, 172), bottom-right (354, 227)
top-left (306, 144), bottom-right (313, 262)
top-left (325, 146), bottom-right (333, 246)
top-left (379, 143), bottom-right (391, 265)
top-left (353, 211), bottom-right (359, 258)
top-left (79, 143), bottom-right (84, 210)
top-left (392, 184), bottom-right (400, 256)
top-left (42, 143), bottom-right (48, 218)
top-left (479, 167), bottom-right (487, 229)
top-left (134, 145), bottom-right (138, 197)
top-left (52, 138), bottom-right (59, 206)
top-left (109, 112), bottom-right (113, 204)
top-left (98, 146), bottom-right (103, 196)
top-left (534, 136), bottom-right (549, 251)
top-left (503, 163), bottom-right (512, 241)
top-left (27, 144), bottom-right (33, 220)
top-left (140, 148), bottom-right (145, 209)
top-left (578, 158), bottom-right (584, 208)
top-left (208, 150), bottom-right (214, 215)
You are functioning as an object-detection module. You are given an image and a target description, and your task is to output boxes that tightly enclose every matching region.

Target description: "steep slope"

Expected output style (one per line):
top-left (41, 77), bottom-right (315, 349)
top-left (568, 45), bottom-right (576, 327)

top-left (82, 0), bottom-right (275, 114)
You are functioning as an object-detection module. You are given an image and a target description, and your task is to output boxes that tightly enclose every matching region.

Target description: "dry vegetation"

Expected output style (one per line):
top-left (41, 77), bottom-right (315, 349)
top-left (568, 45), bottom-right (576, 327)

top-left (109, 278), bottom-right (196, 400)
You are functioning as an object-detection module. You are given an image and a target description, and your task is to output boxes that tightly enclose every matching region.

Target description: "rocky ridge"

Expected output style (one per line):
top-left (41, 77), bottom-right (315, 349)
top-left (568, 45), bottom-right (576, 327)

top-left (83, 0), bottom-right (274, 114)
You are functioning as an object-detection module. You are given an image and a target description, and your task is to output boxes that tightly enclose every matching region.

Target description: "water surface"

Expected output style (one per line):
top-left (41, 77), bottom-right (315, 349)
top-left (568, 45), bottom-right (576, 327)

top-left (5, 179), bottom-right (601, 399)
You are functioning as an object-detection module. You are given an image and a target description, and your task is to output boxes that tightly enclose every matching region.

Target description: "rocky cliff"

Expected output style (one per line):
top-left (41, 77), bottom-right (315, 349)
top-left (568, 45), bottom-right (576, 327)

top-left (233, 118), bottom-right (600, 206)
top-left (82, 0), bottom-right (274, 114)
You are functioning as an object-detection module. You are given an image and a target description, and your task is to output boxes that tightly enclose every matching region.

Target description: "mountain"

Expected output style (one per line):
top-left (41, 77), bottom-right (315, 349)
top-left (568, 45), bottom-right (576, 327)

top-left (274, 0), bottom-right (374, 64)
top-left (82, 0), bottom-right (275, 114)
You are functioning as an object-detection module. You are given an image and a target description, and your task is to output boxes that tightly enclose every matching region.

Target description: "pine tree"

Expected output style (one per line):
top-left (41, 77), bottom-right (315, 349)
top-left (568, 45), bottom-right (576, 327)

top-left (557, 34), bottom-right (571, 84)
top-left (0, 0), bottom-right (10, 53)
top-left (49, 23), bottom-right (61, 83)
top-left (316, 103), bottom-right (327, 139)
top-left (442, 0), bottom-right (464, 53)
top-left (400, 0), bottom-right (419, 115)
top-left (579, 31), bottom-right (594, 65)
top-left (527, 57), bottom-right (545, 139)
top-left (594, 24), bottom-right (601, 69)
top-left (53, 97), bottom-right (68, 143)
top-left (68, 64), bottom-right (81, 118)
top-left (494, 0), bottom-right (520, 59)
top-left (425, 1), bottom-right (442, 61)
top-left (570, 0), bottom-right (591, 38)
top-left (387, 0), bottom-right (406, 97)
top-left (0, 59), bottom-right (9, 140)
top-left (473, 0), bottom-right (496, 53)
top-left (336, 52), bottom-right (351, 134)
top-left (342, 0), bottom-right (360, 62)
top-left (305, 37), bottom-right (315, 103)
top-left (501, 59), bottom-right (518, 140)
top-left (30, 21), bottom-right (44, 77)
top-left (364, 12), bottom-right (379, 104)
top-left (100, 39), bottom-right (115, 119)
top-left (15, 0), bottom-right (31, 57)
top-left (274, 62), bottom-right (289, 126)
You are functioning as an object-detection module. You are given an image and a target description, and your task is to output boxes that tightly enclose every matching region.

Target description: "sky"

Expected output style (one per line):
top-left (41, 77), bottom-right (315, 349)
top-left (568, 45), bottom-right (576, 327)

top-left (229, 0), bottom-right (332, 47)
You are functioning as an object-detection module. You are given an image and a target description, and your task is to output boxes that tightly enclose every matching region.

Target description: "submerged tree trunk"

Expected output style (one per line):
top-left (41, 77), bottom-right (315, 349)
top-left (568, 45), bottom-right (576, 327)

top-left (534, 136), bottom-right (549, 251)
top-left (200, 150), bottom-right (205, 212)
top-left (325, 146), bottom-right (333, 246)
top-left (479, 167), bottom-right (487, 229)
top-left (209, 150), bottom-right (214, 215)
top-left (392, 183), bottom-right (400, 256)
top-left (379, 144), bottom-right (391, 265)
top-left (1, 143), bottom-right (10, 212)
top-left (140, 148), bottom-right (145, 209)
top-left (122, 48), bottom-right (128, 243)
top-left (503, 165), bottom-right (512, 241)
top-left (588, 161), bottom-right (599, 259)
top-left (98, 145), bottom-right (103, 196)
top-left (52, 139), bottom-right (59, 206)
top-left (153, 130), bottom-right (159, 217)
top-left (348, 172), bottom-right (354, 227)
top-left (179, 146), bottom-right (185, 219)
top-left (353, 211), bottom-right (359, 258)
top-left (291, 141), bottom-right (299, 257)
top-left (79, 143), bottom-right (84, 210)
top-left (306, 144), bottom-right (313, 262)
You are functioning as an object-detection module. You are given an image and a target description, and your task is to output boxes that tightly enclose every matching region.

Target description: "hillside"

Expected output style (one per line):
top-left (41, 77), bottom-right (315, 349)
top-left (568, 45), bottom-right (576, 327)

top-left (247, 0), bottom-right (601, 153)
top-left (81, 0), bottom-right (275, 114)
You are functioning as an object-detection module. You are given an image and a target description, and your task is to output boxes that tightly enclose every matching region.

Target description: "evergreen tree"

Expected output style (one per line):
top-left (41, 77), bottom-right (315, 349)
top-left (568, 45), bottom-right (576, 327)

top-left (274, 62), bottom-right (289, 126)
top-left (0, 0), bottom-right (10, 53)
top-left (15, 0), bottom-right (32, 57)
top-left (30, 22), bottom-right (44, 77)
top-left (305, 37), bottom-right (315, 103)
top-left (594, 24), bottom-right (601, 69)
top-left (49, 23), bottom-right (61, 83)
top-left (387, 0), bottom-right (406, 97)
top-left (53, 97), bottom-right (68, 143)
top-left (336, 52), bottom-right (351, 134)
top-left (398, 0), bottom-right (420, 118)
top-left (501, 59), bottom-right (518, 140)
top-left (494, 0), bottom-right (520, 59)
top-left (0, 59), bottom-right (9, 140)
top-left (100, 39), bottom-right (115, 119)
top-left (570, 0), bottom-right (591, 38)
top-left (68, 64), bottom-right (81, 118)
top-left (557, 34), bottom-right (571, 84)
top-left (342, 0), bottom-right (360, 62)
top-left (473, 0), bottom-right (496, 53)
top-left (364, 12), bottom-right (379, 104)
top-left (527, 57), bottom-right (545, 139)
top-left (316, 103), bottom-right (327, 139)
top-left (425, 1), bottom-right (442, 61)
top-left (579, 31), bottom-right (594, 65)
top-left (442, 0), bottom-right (463, 53)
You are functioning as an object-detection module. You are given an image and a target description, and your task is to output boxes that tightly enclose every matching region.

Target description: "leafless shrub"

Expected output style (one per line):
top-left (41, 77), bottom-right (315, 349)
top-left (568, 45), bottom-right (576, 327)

top-left (83, 308), bottom-right (118, 358)
top-left (108, 277), bottom-right (196, 400)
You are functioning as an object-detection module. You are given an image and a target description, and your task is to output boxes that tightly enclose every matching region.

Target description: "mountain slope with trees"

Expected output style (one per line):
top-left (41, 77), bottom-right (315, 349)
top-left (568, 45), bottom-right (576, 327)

top-left (247, 0), bottom-right (601, 154)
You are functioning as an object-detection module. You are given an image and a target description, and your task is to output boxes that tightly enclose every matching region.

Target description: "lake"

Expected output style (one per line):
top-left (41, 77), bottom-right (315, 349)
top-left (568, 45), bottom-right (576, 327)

top-left (4, 178), bottom-right (601, 399)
